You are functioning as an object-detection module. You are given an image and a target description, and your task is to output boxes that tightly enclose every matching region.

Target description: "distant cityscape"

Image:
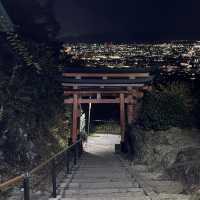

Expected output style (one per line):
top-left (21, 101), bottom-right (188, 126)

top-left (62, 41), bottom-right (200, 80)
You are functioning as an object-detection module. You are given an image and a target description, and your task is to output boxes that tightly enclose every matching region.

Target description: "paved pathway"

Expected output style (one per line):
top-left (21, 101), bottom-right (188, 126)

top-left (58, 134), bottom-right (150, 200)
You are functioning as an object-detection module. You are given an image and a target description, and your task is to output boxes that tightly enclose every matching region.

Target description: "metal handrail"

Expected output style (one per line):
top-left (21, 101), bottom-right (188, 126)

top-left (0, 139), bottom-right (83, 199)
top-left (0, 175), bottom-right (24, 192)
top-left (30, 140), bottom-right (81, 175)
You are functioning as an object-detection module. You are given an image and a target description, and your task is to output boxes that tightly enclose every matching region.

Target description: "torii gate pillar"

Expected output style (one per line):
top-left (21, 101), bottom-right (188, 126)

top-left (120, 93), bottom-right (125, 142)
top-left (127, 94), bottom-right (134, 125)
top-left (72, 94), bottom-right (78, 143)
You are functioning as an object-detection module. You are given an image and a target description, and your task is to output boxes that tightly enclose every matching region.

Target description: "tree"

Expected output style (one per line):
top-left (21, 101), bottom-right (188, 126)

top-left (1, 0), bottom-right (60, 42)
top-left (138, 83), bottom-right (192, 130)
top-left (0, 0), bottom-right (66, 168)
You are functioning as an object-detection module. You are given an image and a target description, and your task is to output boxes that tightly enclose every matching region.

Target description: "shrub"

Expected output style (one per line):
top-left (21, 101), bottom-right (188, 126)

top-left (139, 83), bottom-right (192, 130)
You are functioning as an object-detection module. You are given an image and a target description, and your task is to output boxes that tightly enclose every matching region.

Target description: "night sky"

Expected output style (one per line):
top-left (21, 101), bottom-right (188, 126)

top-left (54, 0), bottom-right (200, 41)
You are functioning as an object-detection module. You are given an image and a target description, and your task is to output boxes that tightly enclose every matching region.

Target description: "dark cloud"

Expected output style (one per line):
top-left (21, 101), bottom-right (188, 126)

top-left (54, 0), bottom-right (200, 41)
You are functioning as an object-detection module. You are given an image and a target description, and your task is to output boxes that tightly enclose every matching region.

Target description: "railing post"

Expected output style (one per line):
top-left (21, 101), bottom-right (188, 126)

top-left (66, 151), bottom-right (70, 174)
top-left (78, 141), bottom-right (81, 157)
top-left (23, 173), bottom-right (30, 200)
top-left (80, 140), bottom-right (83, 155)
top-left (52, 158), bottom-right (57, 198)
top-left (74, 145), bottom-right (77, 166)
top-left (78, 140), bottom-right (83, 157)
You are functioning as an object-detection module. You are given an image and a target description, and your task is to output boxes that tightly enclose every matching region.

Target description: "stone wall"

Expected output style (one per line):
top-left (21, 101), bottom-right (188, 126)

top-left (132, 127), bottom-right (200, 171)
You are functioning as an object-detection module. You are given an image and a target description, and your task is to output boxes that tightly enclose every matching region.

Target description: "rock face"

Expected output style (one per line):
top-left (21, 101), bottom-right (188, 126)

top-left (132, 127), bottom-right (200, 192)
top-left (133, 127), bottom-right (200, 171)
top-left (190, 190), bottom-right (200, 200)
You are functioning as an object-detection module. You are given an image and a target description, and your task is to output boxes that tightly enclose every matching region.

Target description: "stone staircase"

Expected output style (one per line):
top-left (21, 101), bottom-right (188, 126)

top-left (55, 134), bottom-right (149, 200)
top-left (60, 154), bottom-right (149, 200)
top-left (53, 134), bottom-right (191, 200)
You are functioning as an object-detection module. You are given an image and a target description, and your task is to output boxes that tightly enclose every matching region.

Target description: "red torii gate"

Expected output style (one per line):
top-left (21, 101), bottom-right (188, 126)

top-left (62, 67), bottom-right (153, 144)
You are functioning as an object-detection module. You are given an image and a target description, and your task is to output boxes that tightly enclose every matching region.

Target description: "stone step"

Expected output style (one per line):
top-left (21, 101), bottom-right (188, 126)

top-left (72, 170), bottom-right (130, 175)
top-left (73, 170), bottom-right (126, 175)
top-left (67, 181), bottom-right (138, 189)
top-left (60, 196), bottom-right (150, 200)
top-left (62, 187), bottom-right (144, 195)
top-left (73, 174), bottom-right (130, 179)
top-left (61, 192), bottom-right (150, 200)
top-left (80, 157), bottom-right (119, 159)
top-left (75, 167), bottom-right (124, 171)
top-left (78, 166), bottom-right (123, 169)
top-left (79, 162), bottom-right (121, 166)
top-left (78, 165), bottom-right (122, 168)
top-left (68, 177), bottom-right (134, 183)
top-left (61, 191), bottom-right (149, 199)
top-left (80, 158), bottom-right (119, 160)
top-left (73, 172), bottom-right (128, 176)
top-left (74, 167), bottom-right (125, 171)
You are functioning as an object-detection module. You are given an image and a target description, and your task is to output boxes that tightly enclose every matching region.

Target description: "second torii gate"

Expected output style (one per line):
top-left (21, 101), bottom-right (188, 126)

top-left (62, 66), bottom-right (153, 145)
